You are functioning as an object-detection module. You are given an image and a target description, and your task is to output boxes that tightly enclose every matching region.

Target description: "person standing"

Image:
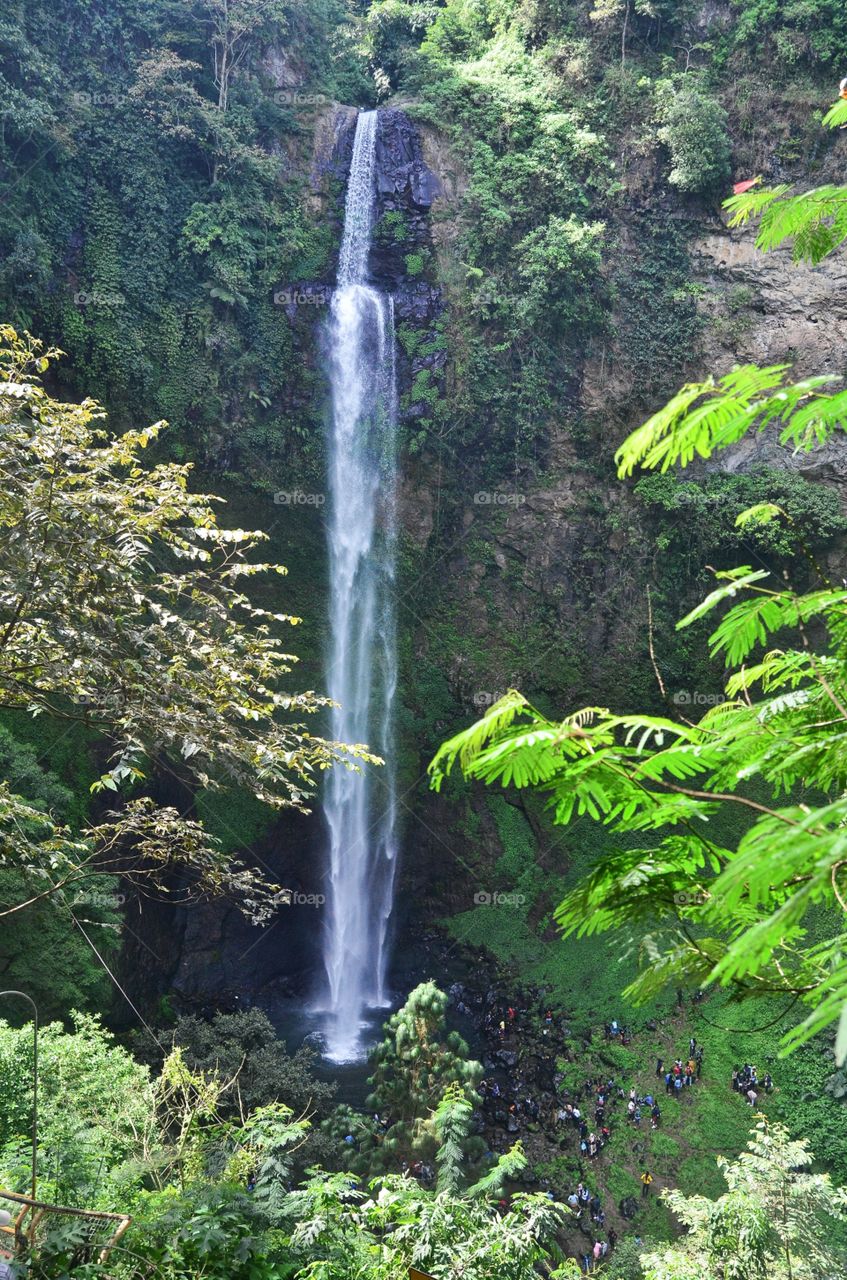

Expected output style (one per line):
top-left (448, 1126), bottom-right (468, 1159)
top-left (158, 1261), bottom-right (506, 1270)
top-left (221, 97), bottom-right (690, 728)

top-left (655, 1056), bottom-right (664, 1077)
top-left (640, 1170), bottom-right (654, 1197)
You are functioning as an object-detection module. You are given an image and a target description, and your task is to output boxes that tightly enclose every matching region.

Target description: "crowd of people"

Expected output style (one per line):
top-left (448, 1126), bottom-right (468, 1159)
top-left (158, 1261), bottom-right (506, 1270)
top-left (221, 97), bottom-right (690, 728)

top-left (471, 995), bottom-right (693, 1264)
top-left (656, 1036), bottom-right (705, 1097)
top-left (450, 984), bottom-right (776, 1271)
top-left (561, 1180), bottom-right (618, 1272)
top-left (731, 1062), bottom-right (773, 1107)
top-left (399, 1157), bottom-right (434, 1182)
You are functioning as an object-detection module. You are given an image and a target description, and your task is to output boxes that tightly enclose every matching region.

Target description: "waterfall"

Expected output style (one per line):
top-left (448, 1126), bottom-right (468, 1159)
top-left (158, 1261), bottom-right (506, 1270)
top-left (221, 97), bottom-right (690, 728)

top-left (320, 110), bottom-right (399, 1063)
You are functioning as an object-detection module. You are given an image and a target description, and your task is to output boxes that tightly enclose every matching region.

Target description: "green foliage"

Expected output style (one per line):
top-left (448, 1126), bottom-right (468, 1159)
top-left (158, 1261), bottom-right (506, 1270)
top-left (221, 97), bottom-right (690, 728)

top-left (367, 980), bottom-right (482, 1121)
top-left (726, 180), bottom-right (847, 266)
top-left (0, 724), bottom-right (120, 1016)
top-left (166, 1008), bottom-right (336, 1116)
top-left (0, 1013), bottom-right (153, 1205)
top-left (281, 1165), bottom-right (572, 1280)
top-left (618, 362), bottom-right (846, 476)
top-left (655, 79), bottom-right (732, 196)
top-left (124, 1183), bottom-right (278, 1280)
top-left (634, 468), bottom-right (847, 560)
top-left (155, 1009), bottom-right (337, 1168)
top-left (718, 97), bottom-right (847, 263)
top-left (0, 0), bottom-right (365, 469)
top-left (325, 982), bottom-right (483, 1175)
top-left (0, 327), bottom-right (373, 922)
top-left (612, 214), bottom-right (705, 403)
top-left (0, 998), bottom-right (574, 1280)
top-left (642, 1120), bottom-right (847, 1278)
top-left (513, 215), bottom-right (605, 331)
top-left (606, 1236), bottom-right (649, 1279)
top-left (428, 166), bottom-right (847, 1058)
top-left (732, 0), bottom-right (847, 69)
top-left (395, 16), bottom-right (614, 459)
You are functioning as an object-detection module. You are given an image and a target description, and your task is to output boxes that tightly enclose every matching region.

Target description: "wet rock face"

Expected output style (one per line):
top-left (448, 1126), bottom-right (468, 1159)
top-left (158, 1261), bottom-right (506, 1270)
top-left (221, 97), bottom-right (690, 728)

top-left (370, 109), bottom-right (446, 423)
top-left (375, 113), bottom-right (441, 208)
top-left (694, 229), bottom-right (847, 380)
top-left (310, 103), bottom-right (358, 201)
top-left (370, 107), bottom-right (442, 291)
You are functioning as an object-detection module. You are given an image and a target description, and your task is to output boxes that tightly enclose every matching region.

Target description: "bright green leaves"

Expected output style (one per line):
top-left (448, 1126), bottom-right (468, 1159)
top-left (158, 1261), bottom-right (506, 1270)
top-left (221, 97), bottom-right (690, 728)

top-left (615, 365), bottom-right (842, 477)
top-left (721, 100), bottom-right (847, 265)
top-left (643, 1120), bottom-right (847, 1279)
top-left (675, 567), bottom-right (771, 630)
top-left (726, 182), bottom-right (847, 265)
top-left (432, 294), bottom-right (847, 1057)
top-left (734, 501), bottom-right (785, 529)
top-left (654, 78), bottom-right (732, 195)
top-left (428, 689), bottom-right (531, 790)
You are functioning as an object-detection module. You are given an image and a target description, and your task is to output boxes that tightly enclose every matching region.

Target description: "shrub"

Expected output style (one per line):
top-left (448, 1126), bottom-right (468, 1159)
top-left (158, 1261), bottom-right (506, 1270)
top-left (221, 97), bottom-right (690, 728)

top-left (655, 79), bottom-right (732, 195)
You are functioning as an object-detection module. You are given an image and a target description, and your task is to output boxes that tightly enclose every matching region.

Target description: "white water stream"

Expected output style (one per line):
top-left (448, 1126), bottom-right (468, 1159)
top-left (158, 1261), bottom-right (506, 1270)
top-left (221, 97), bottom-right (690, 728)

top-left (319, 110), bottom-right (399, 1062)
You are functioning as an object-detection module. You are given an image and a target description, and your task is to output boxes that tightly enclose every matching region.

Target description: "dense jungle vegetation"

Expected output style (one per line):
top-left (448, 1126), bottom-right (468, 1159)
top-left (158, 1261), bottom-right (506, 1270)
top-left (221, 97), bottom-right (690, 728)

top-left (2, 0), bottom-right (847, 1277)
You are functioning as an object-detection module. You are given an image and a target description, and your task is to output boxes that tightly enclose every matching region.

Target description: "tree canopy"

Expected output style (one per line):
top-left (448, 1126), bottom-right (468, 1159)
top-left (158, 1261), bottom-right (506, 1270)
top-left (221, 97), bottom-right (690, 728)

top-left (0, 325), bottom-right (373, 921)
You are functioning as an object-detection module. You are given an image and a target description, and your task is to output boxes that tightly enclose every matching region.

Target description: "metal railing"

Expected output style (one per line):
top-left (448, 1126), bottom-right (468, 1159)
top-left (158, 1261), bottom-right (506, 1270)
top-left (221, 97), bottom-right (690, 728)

top-left (0, 1189), bottom-right (131, 1265)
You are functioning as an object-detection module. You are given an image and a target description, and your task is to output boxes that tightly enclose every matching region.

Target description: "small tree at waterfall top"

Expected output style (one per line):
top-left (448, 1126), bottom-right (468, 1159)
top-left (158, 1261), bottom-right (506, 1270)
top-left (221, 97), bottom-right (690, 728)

top-left (0, 327), bottom-right (371, 920)
top-left (430, 101), bottom-right (847, 1062)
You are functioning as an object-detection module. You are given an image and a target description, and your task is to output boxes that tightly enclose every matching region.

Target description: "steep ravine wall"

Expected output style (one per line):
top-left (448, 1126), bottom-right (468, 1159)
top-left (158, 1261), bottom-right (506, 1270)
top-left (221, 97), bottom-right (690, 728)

top-left (389, 118), bottom-right (847, 942)
top-left (129, 99), bottom-right (847, 1017)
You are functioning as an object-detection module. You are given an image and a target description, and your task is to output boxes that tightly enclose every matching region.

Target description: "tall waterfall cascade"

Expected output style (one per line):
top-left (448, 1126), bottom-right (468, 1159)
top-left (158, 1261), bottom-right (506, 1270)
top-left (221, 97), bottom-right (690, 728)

top-left (320, 110), bottom-right (399, 1063)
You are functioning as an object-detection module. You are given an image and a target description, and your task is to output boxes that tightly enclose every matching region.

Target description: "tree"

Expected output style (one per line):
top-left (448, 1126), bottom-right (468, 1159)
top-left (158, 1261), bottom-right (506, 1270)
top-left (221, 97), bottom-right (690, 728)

top-left (164, 1009), bottom-right (336, 1120)
top-left (146, 1008), bottom-right (338, 1169)
top-left (368, 981), bottom-right (482, 1120)
top-left (429, 101), bottom-right (847, 1059)
top-left (365, 0), bottom-right (441, 92)
top-left (0, 725), bottom-right (118, 1017)
top-left (513, 215), bottom-right (606, 334)
top-left (324, 983), bottom-right (483, 1174)
top-left (655, 78), bottom-right (731, 195)
top-left (0, 1007), bottom-right (571, 1280)
top-left (0, 326), bottom-right (373, 920)
top-left (590, 0), bottom-right (659, 70)
top-left (203, 0), bottom-right (287, 114)
top-left (128, 49), bottom-right (215, 145)
top-left (0, 1012), bottom-right (153, 1205)
top-left (641, 1120), bottom-right (847, 1279)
